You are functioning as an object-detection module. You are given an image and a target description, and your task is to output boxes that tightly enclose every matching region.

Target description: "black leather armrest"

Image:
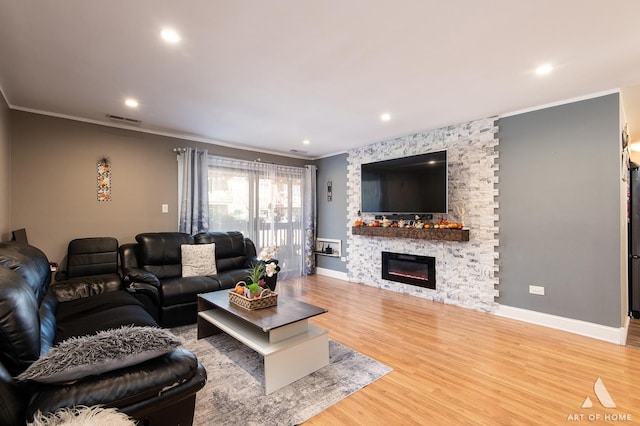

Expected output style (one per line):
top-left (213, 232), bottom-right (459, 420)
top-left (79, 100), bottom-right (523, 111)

top-left (120, 361), bottom-right (207, 421)
top-left (0, 363), bottom-right (26, 426)
top-left (122, 268), bottom-right (161, 311)
top-left (54, 270), bottom-right (67, 281)
top-left (123, 267), bottom-right (160, 287)
top-left (125, 282), bottom-right (160, 307)
top-left (49, 274), bottom-right (122, 303)
top-left (26, 348), bottom-right (206, 422)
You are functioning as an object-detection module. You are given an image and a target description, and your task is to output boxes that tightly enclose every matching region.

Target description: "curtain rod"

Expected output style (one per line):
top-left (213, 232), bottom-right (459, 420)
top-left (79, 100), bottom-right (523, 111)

top-left (174, 147), bottom-right (260, 160)
top-left (174, 149), bottom-right (294, 167)
top-left (173, 147), bottom-right (206, 154)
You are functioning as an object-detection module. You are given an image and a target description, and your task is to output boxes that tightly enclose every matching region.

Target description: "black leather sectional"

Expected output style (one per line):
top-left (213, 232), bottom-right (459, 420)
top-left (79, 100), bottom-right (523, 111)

top-left (0, 230), bottom-right (276, 424)
top-left (0, 241), bottom-right (207, 426)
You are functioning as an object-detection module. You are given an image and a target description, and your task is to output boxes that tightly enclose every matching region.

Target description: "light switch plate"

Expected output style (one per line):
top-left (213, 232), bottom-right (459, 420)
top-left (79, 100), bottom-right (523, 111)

top-left (529, 285), bottom-right (545, 296)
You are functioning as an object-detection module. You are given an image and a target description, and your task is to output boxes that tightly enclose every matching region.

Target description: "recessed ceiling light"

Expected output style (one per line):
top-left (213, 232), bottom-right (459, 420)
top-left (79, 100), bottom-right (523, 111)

top-left (303, 139), bottom-right (310, 145)
top-left (125, 98), bottom-right (138, 108)
top-left (536, 64), bottom-right (553, 76)
top-left (161, 28), bottom-right (181, 43)
top-left (381, 113), bottom-right (391, 122)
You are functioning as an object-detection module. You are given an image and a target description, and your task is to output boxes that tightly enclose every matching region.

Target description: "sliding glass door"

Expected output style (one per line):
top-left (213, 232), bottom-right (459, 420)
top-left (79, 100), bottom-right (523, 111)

top-left (208, 157), bottom-right (304, 280)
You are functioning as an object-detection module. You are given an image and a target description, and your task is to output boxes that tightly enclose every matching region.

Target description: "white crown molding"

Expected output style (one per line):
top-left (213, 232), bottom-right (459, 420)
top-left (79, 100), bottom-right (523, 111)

top-left (501, 89), bottom-right (621, 118)
top-left (313, 150), bottom-right (348, 160)
top-left (495, 304), bottom-right (628, 345)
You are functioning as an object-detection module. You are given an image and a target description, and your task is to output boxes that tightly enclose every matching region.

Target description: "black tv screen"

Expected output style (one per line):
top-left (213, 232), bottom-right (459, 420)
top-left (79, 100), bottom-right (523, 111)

top-left (360, 150), bottom-right (448, 214)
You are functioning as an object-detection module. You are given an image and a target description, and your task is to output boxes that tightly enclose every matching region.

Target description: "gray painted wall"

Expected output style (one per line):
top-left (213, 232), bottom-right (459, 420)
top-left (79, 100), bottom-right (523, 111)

top-left (9, 110), bottom-right (308, 263)
top-left (498, 94), bottom-right (623, 327)
top-left (315, 153), bottom-right (348, 273)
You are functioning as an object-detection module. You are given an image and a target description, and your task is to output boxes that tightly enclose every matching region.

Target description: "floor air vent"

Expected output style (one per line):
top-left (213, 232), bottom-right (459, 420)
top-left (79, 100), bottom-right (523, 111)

top-left (106, 114), bottom-right (142, 126)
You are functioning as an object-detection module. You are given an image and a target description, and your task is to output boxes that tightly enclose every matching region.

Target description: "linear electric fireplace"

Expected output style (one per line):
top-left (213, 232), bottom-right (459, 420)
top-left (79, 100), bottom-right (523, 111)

top-left (382, 251), bottom-right (436, 289)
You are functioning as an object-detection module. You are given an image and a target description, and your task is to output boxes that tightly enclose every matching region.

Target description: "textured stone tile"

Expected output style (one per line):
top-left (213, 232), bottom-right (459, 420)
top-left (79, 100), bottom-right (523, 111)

top-left (346, 117), bottom-right (499, 312)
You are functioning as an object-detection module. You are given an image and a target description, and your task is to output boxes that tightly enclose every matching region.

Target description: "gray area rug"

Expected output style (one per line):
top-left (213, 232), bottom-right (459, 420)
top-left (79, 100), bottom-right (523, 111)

top-left (171, 325), bottom-right (392, 426)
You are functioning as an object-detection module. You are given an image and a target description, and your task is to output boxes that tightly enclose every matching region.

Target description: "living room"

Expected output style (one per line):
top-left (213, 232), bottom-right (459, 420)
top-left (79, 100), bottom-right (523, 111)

top-left (2, 1), bottom-right (640, 424)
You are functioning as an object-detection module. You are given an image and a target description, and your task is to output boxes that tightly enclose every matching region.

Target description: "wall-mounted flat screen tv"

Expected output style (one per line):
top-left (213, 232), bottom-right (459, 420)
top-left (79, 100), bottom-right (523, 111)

top-left (360, 150), bottom-right (448, 214)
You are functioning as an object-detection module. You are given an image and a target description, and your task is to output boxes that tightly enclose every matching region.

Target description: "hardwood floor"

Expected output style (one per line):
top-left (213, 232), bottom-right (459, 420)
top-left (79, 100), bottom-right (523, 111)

top-left (276, 275), bottom-right (640, 425)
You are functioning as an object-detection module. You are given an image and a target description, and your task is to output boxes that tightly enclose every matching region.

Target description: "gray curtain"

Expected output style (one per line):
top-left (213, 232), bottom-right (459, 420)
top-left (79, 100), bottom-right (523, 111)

top-left (303, 165), bottom-right (317, 275)
top-left (178, 148), bottom-right (209, 234)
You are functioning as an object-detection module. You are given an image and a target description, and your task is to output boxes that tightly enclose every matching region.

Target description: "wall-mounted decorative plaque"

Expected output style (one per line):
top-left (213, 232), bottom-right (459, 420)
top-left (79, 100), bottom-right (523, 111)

top-left (97, 157), bottom-right (111, 201)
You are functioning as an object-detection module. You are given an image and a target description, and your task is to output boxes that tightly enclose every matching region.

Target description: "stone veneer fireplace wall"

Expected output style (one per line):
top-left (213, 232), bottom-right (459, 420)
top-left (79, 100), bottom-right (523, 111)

top-left (346, 117), bottom-right (499, 312)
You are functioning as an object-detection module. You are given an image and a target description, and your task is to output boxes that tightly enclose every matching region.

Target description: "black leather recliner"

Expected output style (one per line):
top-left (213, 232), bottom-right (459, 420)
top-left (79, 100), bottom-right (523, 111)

top-left (0, 241), bottom-right (207, 425)
top-left (55, 236), bottom-right (120, 279)
top-left (52, 236), bottom-right (122, 304)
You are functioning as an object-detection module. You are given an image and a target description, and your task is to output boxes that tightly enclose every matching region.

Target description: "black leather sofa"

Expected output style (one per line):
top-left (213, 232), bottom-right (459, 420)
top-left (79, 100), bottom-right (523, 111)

top-left (120, 231), bottom-right (278, 328)
top-left (0, 241), bottom-right (207, 425)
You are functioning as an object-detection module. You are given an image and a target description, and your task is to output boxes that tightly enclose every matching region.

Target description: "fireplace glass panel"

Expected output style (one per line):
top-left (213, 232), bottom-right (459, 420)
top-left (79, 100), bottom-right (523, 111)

top-left (382, 251), bottom-right (435, 289)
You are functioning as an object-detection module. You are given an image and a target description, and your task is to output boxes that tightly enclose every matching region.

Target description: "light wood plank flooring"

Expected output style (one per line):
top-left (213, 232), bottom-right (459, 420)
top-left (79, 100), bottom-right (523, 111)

top-left (276, 275), bottom-right (640, 425)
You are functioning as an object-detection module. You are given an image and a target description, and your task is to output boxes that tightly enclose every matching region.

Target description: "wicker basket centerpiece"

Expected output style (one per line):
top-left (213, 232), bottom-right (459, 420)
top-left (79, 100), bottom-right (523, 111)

top-left (229, 281), bottom-right (278, 310)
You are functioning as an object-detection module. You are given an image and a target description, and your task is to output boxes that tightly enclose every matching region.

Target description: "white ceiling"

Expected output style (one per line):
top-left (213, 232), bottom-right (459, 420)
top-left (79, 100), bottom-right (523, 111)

top-left (1, 1), bottom-right (640, 159)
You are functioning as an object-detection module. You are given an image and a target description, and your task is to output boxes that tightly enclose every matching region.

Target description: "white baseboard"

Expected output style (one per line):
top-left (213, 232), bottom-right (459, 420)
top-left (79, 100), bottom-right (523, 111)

top-left (494, 305), bottom-right (627, 345)
top-left (315, 267), bottom-right (349, 281)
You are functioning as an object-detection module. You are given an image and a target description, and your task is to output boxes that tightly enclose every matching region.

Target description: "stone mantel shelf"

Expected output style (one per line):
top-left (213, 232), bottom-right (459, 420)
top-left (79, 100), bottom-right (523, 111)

top-left (351, 226), bottom-right (470, 242)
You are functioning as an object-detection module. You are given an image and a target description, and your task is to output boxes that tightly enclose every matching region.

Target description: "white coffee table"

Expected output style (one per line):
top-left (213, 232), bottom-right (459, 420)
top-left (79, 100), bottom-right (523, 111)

top-left (197, 290), bottom-right (329, 394)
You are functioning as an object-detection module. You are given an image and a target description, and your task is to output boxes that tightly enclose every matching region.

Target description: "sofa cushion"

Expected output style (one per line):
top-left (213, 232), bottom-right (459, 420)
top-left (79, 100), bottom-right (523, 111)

top-left (160, 276), bottom-right (222, 305)
top-left (216, 256), bottom-right (248, 272)
top-left (135, 233), bottom-right (193, 279)
top-left (54, 291), bottom-right (158, 344)
top-left (65, 237), bottom-right (119, 279)
top-left (194, 232), bottom-right (250, 272)
top-left (215, 268), bottom-right (253, 289)
top-left (17, 326), bottom-right (181, 384)
top-left (194, 231), bottom-right (246, 257)
top-left (181, 244), bottom-right (217, 277)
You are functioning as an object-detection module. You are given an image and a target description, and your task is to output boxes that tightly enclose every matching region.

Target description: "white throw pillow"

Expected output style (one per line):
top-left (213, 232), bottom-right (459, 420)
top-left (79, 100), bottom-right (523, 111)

top-left (181, 243), bottom-right (217, 277)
